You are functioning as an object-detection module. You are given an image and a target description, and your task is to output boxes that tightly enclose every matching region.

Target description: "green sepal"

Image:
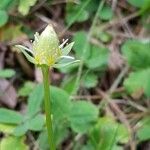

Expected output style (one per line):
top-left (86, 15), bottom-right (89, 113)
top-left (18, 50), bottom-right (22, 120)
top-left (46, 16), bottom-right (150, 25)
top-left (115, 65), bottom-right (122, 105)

top-left (53, 60), bottom-right (80, 68)
top-left (15, 45), bottom-right (35, 64)
top-left (62, 42), bottom-right (74, 56)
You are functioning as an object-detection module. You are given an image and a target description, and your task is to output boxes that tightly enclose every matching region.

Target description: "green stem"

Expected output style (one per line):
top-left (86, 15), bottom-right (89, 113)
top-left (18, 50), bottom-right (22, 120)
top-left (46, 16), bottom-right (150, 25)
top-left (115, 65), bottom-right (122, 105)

top-left (42, 66), bottom-right (56, 150)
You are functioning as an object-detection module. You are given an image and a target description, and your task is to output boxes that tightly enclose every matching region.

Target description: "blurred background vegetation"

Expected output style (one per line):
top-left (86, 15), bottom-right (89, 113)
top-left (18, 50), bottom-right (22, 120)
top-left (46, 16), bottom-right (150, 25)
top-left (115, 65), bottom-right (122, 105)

top-left (0, 0), bottom-right (150, 150)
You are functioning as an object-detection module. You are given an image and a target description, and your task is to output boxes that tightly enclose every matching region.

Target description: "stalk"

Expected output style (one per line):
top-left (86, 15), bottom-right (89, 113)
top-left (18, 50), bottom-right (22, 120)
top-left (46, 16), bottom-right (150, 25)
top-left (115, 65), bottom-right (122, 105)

top-left (42, 66), bottom-right (56, 150)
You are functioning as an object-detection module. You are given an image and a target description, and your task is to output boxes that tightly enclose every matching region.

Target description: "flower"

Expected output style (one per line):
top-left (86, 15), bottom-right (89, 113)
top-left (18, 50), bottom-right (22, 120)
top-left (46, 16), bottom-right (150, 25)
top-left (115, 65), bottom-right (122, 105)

top-left (16, 24), bottom-right (79, 68)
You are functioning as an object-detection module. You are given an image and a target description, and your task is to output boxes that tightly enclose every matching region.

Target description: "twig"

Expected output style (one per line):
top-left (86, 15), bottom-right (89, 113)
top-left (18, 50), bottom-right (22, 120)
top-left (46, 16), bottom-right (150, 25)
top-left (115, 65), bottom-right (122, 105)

top-left (71, 95), bottom-right (102, 100)
top-left (109, 65), bottom-right (128, 94)
top-left (100, 11), bottom-right (140, 31)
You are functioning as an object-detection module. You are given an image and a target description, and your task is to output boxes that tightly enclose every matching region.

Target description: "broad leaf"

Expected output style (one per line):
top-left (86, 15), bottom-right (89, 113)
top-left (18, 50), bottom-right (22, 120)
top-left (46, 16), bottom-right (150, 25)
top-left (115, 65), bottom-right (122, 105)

top-left (124, 69), bottom-right (150, 97)
top-left (121, 40), bottom-right (150, 70)
top-left (28, 114), bottom-right (45, 131)
top-left (73, 31), bottom-right (90, 59)
top-left (18, 0), bottom-right (38, 15)
top-left (69, 100), bottom-right (99, 133)
top-left (85, 45), bottom-right (109, 70)
top-left (99, 5), bottom-right (113, 21)
top-left (82, 72), bottom-right (98, 88)
top-left (137, 117), bottom-right (150, 141)
top-left (51, 86), bottom-right (71, 120)
top-left (0, 108), bottom-right (23, 124)
top-left (0, 136), bottom-right (28, 150)
top-left (27, 84), bottom-right (44, 117)
top-left (0, 10), bottom-right (8, 27)
top-left (0, 123), bottom-right (16, 134)
top-left (18, 81), bottom-right (35, 97)
top-left (89, 117), bottom-right (129, 150)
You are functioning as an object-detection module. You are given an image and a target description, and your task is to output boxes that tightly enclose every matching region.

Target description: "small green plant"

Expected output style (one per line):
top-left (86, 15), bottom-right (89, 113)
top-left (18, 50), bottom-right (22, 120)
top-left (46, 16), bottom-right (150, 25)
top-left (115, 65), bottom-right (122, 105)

top-left (15, 25), bottom-right (79, 150)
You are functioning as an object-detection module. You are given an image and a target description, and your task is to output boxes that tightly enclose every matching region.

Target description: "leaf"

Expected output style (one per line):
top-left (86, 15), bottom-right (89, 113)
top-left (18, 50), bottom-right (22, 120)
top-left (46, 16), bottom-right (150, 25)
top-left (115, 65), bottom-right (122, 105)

top-left (51, 86), bottom-right (71, 121)
top-left (0, 108), bottom-right (23, 124)
top-left (13, 121), bottom-right (29, 137)
top-left (27, 84), bottom-right (44, 117)
top-left (73, 31), bottom-right (90, 59)
top-left (62, 75), bottom-right (76, 94)
top-left (82, 72), bottom-right (98, 88)
top-left (54, 122), bottom-right (69, 146)
top-left (28, 114), bottom-right (45, 131)
top-left (121, 40), bottom-right (150, 70)
top-left (128, 0), bottom-right (150, 14)
top-left (123, 69), bottom-right (150, 97)
top-left (37, 130), bottom-right (49, 150)
top-left (0, 123), bottom-right (16, 134)
top-left (137, 117), bottom-right (150, 141)
top-left (69, 100), bottom-right (99, 133)
top-left (128, 0), bottom-right (146, 8)
top-left (18, 81), bottom-right (35, 97)
top-left (0, 0), bottom-right (13, 9)
top-left (85, 45), bottom-right (109, 70)
top-left (0, 10), bottom-right (8, 27)
top-left (0, 136), bottom-right (28, 150)
top-left (89, 117), bottom-right (129, 150)
top-left (99, 5), bottom-right (113, 21)
top-left (18, 0), bottom-right (38, 15)
top-left (0, 69), bottom-right (15, 78)
top-left (65, 0), bottom-right (91, 25)
top-left (15, 45), bottom-right (35, 64)
top-left (62, 42), bottom-right (74, 55)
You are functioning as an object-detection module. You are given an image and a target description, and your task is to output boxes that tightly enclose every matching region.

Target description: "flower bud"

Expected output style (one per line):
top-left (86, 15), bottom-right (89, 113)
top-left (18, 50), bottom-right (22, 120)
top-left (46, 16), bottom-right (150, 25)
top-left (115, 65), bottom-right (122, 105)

top-left (33, 25), bottom-right (62, 66)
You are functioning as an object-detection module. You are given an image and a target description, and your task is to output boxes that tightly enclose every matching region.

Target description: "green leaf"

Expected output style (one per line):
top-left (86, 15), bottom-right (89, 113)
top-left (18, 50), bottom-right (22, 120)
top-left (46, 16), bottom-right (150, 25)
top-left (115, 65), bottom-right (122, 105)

top-left (38, 130), bottom-right (49, 150)
top-left (0, 123), bottom-right (16, 134)
top-left (85, 45), bottom-right (109, 70)
top-left (137, 117), bottom-right (150, 141)
top-left (51, 86), bottom-right (71, 121)
top-left (0, 136), bottom-right (28, 150)
top-left (13, 121), bottom-right (29, 137)
top-left (18, 0), bottom-right (38, 15)
top-left (0, 108), bottom-right (23, 125)
top-left (0, 0), bottom-right (13, 9)
top-left (0, 10), bottom-right (8, 27)
top-left (62, 75), bottom-right (76, 94)
top-left (27, 84), bottom-right (44, 117)
top-left (128, 0), bottom-right (146, 8)
top-left (38, 126), bottom-right (69, 150)
top-left (28, 114), bottom-right (45, 131)
top-left (62, 42), bottom-right (74, 56)
top-left (128, 0), bottom-right (150, 13)
top-left (123, 69), bottom-right (150, 97)
top-left (15, 45), bottom-right (35, 64)
top-left (65, 0), bottom-right (90, 25)
top-left (82, 72), bottom-right (98, 88)
top-left (69, 100), bottom-right (99, 133)
top-left (99, 5), bottom-right (113, 21)
top-left (18, 81), bottom-right (35, 97)
top-left (0, 69), bottom-right (15, 78)
top-left (121, 40), bottom-right (150, 70)
top-left (73, 31), bottom-right (89, 59)
top-left (89, 117), bottom-right (129, 150)
top-left (93, 29), bottom-right (112, 43)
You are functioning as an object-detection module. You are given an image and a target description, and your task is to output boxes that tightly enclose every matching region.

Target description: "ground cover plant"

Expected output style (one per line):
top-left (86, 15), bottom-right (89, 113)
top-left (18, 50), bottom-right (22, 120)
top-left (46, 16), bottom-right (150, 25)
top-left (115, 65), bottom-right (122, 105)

top-left (0, 0), bottom-right (150, 150)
